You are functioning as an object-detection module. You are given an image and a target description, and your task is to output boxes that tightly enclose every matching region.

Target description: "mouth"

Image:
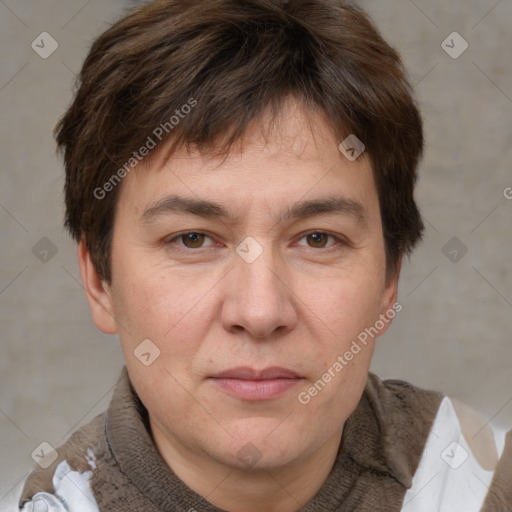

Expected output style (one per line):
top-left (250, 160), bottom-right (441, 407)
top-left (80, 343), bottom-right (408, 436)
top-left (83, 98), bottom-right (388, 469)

top-left (209, 366), bottom-right (304, 401)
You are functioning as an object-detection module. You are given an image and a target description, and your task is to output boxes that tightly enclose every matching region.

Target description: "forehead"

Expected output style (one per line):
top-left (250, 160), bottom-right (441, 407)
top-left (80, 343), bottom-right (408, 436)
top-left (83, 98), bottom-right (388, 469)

top-left (117, 98), bottom-right (378, 222)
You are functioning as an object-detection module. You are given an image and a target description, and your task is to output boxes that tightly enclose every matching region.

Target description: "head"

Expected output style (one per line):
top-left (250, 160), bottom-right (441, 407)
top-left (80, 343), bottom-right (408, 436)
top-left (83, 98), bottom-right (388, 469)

top-left (56, 0), bottom-right (423, 474)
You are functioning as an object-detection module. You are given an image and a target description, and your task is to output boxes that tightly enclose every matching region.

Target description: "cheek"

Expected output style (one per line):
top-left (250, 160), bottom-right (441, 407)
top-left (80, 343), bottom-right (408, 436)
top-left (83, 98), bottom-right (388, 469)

top-left (304, 268), bottom-right (383, 339)
top-left (112, 269), bottom-right (210, 416)
top-left (111, 262), bottom-right (218, 364)
top-left (299, 281), bottom-right (379, 430)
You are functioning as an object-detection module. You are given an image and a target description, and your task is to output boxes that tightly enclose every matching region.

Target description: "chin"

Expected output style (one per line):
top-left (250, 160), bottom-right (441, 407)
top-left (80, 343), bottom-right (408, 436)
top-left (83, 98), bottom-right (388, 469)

top-left (220, 423), bottom-right (305, 469)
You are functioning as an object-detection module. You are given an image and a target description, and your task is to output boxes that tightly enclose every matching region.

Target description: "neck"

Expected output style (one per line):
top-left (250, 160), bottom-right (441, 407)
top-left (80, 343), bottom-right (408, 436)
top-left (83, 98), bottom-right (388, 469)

top-left (150, 420), bottom-right (343, 512)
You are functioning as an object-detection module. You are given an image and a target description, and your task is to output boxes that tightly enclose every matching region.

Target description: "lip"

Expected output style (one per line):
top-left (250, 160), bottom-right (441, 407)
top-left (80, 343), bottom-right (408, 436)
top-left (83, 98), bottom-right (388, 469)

top-left (212, 366), bottom-right (300, 380)
top-left (210, 366), bottom-right (303, 400)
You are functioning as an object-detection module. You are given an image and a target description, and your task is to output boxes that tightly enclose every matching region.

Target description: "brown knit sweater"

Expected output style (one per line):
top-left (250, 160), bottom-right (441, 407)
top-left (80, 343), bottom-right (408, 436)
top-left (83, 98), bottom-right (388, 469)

top-left (18, 367), bottom-right (512, 511)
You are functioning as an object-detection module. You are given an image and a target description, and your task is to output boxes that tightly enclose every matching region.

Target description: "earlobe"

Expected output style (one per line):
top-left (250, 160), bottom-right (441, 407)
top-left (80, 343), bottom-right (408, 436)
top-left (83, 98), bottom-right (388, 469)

top-left (77, 238), bottom-right (118, 334)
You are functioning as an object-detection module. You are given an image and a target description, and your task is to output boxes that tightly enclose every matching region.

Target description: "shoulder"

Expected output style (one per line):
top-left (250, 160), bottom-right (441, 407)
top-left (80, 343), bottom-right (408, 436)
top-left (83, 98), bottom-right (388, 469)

top-left (18, 414), bottom-right (105, 512)
top-left (400, 392), bottom-right (512, 511)
top-left (366, 373), bottom-right (444, 410)
top-left (364, 374), bottom-right (512, 510)
top-left (364, 373), bottom-right (445, 457)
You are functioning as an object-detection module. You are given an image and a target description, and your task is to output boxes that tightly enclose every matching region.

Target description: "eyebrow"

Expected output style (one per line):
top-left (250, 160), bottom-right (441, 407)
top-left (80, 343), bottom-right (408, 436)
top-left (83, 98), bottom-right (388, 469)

top-left (140, 194), bottom-right (369, 227)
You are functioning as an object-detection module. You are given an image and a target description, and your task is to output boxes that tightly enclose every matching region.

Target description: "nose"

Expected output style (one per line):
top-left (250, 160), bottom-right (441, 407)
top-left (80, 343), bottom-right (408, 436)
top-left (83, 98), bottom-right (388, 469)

top-left (221, 241), bottom-right (298, 340)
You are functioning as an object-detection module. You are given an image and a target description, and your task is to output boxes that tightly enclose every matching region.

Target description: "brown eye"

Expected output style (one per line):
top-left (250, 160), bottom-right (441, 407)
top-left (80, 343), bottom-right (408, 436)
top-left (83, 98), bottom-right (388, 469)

top-left (296, 231), bottom-right (346, 251)
top-left (164, 231), bottom-right (217, 252)
top-left (180, 232), bottom-right (206, 248)
top-left (306, 232), bottom-right (330, 248)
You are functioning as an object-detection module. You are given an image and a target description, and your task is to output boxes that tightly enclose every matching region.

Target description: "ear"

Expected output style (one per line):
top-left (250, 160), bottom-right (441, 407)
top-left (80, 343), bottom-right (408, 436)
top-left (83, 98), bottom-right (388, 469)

top-left (377, 257), bottom-right (402, 337)
top-left (78, 238), bottom-right (118, 334)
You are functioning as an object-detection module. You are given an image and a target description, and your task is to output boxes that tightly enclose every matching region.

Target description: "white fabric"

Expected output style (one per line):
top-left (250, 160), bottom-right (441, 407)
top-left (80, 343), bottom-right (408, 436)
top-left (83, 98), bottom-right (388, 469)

top-left (19, 457), bottom-right (99, 512)
top-left (492, 424), bottom-right (507, 460)
top-left (400, 397), bottom-right (501, 512)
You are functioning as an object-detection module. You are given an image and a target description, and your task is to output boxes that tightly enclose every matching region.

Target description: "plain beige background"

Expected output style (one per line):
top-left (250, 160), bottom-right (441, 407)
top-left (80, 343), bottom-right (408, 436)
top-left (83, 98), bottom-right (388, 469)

top-left (1, 0), bottom-right (511, 508)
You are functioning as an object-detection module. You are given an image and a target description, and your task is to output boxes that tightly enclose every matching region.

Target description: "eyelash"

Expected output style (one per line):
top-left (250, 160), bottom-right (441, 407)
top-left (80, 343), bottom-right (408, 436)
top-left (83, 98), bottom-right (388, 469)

top-left (164, 230), bottom-right (348, 252)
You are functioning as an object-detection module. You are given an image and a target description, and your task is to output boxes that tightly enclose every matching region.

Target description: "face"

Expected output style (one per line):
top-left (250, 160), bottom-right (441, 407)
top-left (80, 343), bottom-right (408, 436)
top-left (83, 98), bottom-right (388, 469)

top-left (82, 98), bottom-right (398, 473)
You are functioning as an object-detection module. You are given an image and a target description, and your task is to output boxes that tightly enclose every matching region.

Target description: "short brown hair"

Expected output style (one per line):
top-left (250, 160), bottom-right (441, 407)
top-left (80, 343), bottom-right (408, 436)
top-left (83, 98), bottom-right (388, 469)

top-left (55, 0), bottom-right (424, 283)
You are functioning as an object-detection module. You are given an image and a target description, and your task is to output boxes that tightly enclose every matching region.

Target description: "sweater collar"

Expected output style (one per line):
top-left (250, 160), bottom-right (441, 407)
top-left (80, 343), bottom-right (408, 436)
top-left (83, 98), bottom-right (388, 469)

top-left (106, 366), bottom-right (441, 511)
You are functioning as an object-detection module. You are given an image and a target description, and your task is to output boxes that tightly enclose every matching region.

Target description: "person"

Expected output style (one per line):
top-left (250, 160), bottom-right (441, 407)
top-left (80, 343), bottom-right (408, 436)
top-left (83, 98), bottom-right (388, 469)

top-left (18, 0), bottom-right (512, 510)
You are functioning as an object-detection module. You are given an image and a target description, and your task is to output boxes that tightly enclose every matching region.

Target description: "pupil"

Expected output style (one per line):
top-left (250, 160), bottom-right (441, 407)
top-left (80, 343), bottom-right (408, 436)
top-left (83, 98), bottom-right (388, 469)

top-left (184, 233), bottom-right (203, 247)
top-left (310, 233), bottom-right (325, 247)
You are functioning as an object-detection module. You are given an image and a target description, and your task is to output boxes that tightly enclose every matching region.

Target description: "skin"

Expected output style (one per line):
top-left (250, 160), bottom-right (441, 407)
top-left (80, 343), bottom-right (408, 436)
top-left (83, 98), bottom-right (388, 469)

top-left (79, 97), bottom-right (400, 512)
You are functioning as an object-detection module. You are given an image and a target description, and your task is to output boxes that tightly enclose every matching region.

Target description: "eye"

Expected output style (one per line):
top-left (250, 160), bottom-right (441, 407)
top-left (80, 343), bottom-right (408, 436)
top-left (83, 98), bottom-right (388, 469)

top-left (166, 231), bottom-right (216, 249)
top-left (296, 231), bottom-right (345, 250)
top-left (164, 230), bottom-right (346, 252)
